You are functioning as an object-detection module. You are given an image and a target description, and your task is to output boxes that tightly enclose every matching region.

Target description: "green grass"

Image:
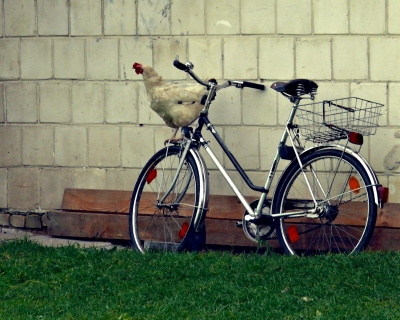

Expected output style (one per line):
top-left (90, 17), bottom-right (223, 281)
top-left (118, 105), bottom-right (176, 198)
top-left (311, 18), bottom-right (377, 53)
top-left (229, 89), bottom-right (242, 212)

top-left (1, 240), bottom-right (400, 319)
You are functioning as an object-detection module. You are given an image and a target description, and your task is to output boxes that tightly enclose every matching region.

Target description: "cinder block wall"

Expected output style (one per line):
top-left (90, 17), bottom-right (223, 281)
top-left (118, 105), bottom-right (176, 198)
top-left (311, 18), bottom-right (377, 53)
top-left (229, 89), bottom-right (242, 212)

top-left (0, 0), bottom-right (399, 210)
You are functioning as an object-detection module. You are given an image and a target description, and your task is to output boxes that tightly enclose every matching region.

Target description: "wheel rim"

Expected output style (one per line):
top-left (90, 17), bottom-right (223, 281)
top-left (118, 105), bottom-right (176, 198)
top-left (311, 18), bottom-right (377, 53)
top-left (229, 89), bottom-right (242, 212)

top-left (278, 153), bottom-right (373, 256)
top-left (132, 150), bottom-right (198, 252)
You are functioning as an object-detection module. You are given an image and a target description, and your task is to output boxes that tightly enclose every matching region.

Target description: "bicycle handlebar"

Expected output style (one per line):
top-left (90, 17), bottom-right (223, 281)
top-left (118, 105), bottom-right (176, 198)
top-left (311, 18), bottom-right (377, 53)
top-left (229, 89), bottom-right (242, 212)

top-left (173, 60), bottom-right (265, 91)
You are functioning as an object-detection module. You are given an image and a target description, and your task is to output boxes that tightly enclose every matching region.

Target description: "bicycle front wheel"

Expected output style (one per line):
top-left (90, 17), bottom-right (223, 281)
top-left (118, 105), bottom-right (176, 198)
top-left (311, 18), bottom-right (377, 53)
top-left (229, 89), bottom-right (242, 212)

top-left (129, 145), bottom-right (204, 253)
top-left (273, 148), bottom-right (377, 256)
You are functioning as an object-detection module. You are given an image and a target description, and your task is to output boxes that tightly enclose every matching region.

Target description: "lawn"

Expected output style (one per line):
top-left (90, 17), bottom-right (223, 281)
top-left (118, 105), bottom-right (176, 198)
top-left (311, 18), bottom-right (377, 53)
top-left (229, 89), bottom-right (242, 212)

top-left (1, 239), bottom-right (399, 319)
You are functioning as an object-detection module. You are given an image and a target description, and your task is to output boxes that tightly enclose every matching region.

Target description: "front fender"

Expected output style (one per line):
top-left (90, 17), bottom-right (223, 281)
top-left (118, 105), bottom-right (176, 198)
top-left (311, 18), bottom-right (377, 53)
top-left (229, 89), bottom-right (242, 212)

top-left (189, 148), bottom-right (210, 232)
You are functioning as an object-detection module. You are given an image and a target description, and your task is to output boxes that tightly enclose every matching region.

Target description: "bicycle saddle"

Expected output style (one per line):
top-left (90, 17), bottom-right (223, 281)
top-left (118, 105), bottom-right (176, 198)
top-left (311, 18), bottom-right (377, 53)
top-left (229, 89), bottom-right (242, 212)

top-left (271, 79), bottom-right (318, 98)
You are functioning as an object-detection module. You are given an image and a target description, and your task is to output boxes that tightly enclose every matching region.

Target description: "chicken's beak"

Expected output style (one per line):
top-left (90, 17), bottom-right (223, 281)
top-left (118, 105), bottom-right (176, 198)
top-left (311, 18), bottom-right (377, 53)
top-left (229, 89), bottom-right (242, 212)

top-left (133, 62), bottom-right (143, 75)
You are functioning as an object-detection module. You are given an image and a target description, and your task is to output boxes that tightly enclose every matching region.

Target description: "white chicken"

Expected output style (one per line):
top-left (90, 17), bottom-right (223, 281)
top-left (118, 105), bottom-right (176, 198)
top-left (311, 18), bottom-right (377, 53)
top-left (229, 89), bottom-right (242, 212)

top-left (133, 62), bottom-right (209, 141)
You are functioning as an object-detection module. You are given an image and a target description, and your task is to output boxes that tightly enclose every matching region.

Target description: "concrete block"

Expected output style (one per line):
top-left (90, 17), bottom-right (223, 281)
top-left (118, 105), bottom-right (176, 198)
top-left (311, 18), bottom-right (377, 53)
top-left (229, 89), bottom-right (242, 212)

top-left (242, 83), bottom-right (277, 126)
top-left (388, 175), bottom-right (400, 203)
top-left (71, 82), bottom-right (104, 124)
top-left (389, 84), bottom-right (400, 126)
top-left (208, 169), bottom-right (241, 196)
top-left (154, 126), bottom-right (179, 149)
top-left (8, 168), bottom-right (40, 210)
top-left (0, 125), bottom-right (21, 166)
top-left (296, 38), bottom-right (331, 80)
top-left (260, 128), bottom-right (289, 171)
top-left (332, 37), bottom-right (368, 80)
top-left (88, 126), bottom-right (121, 167)
top-left (73, 168), bottom-right (106, 189)
top-left (21, 39), bottom-right (52, 80)
top-left (54, 39), bottom-right (85, 79)
top-left (39, 82), bottom-right (71, 123)
top-left (4, 0), bottom-right (35, 36)
top-left (206, 0), bottom-right (240, 35)
top-left (0, 84), bottom-right (4, 122)
top-left (26, 214), bottom-right (42, 229)
top-left (40, 168), bottom-right (73, 209)
top-left (197, 126), bottom-right (225, 170)
top-left (313, 0), bottom-right (348, 34)
top-left (188, 38), bottom-right (222, 80)
top-left (313, 82), bottom-right (350, 102)
top-left (0, 169), bottom-right (7, 208)
top-left (259, 37), bottom-right (295, 80)
top-left (241, 0), bottom-right (275, 34)
top-left (0, 40), bottom-right (20, 79)
top-left (10, 215), bottom-right (25, 228)
top-left (370, 38), bottom-right (400, 81)
top-left (38, 0), bottom-right (68, 35)
top-left (0, 213), bottom-right (10, 227)
top-left (0, 2), bottom-right (2, 37)
top-left (70, 0), bottom-right (102, 36)
top-left (121, 127), bottom-right (155, 168)
top-left (350, 82), bottom-right (387, 126)
top-left (350, 0), bottom-right (385, 34)
top-left (153, 38), bottom-right (187, 80)
top-left (171, 0), bottom-right (205, 35)
top-left (6, 82), bottom-right (37, 123)
top-left (208, 87), bottom-right (241, 125)
top-left (224, 38), bottom-right (257, 79)
top-left (105, 82), bottom-right (137, 124)
top-left (105, 169), bottom-right (140, 191)
top-left (370, 128), bottom-right (400, 173)
top-left (87, 39), bottom-right (119, 80)
top-left (224, 127), bottom-right (259, 170)
top-left (104, 0), bottom-right (136, 35)
top-left (22, 125), bottom-right (54, 166)
top-left (138, 0), bottom-right (170, 35)
top-left (55, 126), bottom-right (87, 167)
top-left (277, 0), bottom-right (311, 35)
top-left (138, 83), bottom-right (164, 126)
top-left (388, 0), bottom-right (400, 34)
top-left (120, 38), bottom-right (153, 80)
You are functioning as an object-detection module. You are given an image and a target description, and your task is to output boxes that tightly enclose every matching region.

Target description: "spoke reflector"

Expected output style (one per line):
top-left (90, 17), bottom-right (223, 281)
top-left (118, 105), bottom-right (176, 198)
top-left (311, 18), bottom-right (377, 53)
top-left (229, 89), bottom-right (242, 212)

top-left (146, 168), bottom-right (157, 184)
top-left (179, 222), bottom-right (189, 239)
top-left (288, 225), bottom-right (300, 243)
top-left (348, 176), bottom-right (360, 194)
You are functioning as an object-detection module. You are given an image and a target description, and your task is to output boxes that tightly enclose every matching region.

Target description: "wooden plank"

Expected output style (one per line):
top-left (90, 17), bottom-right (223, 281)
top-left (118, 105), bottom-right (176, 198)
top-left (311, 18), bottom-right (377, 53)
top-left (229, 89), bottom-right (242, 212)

top-left (62, 188), bottom-right (131, 214)
top-left (60, 188), bottom-right (257, 220)
top-left (61, 189), bottom-right (400, 227)
top-left (47, 210), bottom-right (129, 240)
top-left (47, 210), bottom-right (400, 251)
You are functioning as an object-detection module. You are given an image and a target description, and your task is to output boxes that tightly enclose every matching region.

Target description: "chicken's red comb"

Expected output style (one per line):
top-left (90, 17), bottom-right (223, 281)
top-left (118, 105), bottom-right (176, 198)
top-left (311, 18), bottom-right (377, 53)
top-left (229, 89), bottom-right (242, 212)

top-left (133, 62), bottom-right (143, 74)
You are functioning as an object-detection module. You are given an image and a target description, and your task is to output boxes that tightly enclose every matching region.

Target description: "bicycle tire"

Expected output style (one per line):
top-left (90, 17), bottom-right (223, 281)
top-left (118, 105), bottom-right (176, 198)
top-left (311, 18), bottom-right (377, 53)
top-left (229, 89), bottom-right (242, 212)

top-left (272, 148), bottom-right (377, 256)
top-left (129, 145), bottom-right (205, 253)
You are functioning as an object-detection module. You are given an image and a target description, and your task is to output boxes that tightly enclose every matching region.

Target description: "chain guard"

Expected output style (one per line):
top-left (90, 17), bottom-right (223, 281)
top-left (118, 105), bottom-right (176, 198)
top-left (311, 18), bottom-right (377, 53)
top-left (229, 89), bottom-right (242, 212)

top-left (242, 200), bottom-right (276, 243)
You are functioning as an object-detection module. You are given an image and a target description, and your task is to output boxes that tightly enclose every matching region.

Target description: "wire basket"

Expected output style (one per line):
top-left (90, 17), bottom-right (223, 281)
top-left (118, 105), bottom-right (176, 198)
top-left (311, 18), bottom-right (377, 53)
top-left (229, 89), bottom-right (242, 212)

top-left (296, 97), bottom-right (384, 143)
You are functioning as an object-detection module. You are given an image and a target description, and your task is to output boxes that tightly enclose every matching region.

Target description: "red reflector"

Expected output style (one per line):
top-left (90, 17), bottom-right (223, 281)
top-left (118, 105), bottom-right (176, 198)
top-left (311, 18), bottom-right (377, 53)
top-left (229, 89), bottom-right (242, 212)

top-left (288, 225), bottom-right (300, 243)
top-left (146, 168), bottom-right (157, 184)
top-left (348, 132), bottom-right (363, 145)
top-left (378, 186), bottom-right (389, 204)
top-left (348, 176), bottom-right (360, 194)
top-left (179, 222), bottom-right (189, 239)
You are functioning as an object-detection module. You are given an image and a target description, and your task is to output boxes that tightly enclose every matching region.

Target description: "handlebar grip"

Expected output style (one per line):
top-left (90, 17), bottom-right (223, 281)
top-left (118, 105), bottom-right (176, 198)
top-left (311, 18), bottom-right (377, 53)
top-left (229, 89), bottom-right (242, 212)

top-left (242, 81), bottom-right (265, 91)
top-left (173, 60), bottom-right (188, 71)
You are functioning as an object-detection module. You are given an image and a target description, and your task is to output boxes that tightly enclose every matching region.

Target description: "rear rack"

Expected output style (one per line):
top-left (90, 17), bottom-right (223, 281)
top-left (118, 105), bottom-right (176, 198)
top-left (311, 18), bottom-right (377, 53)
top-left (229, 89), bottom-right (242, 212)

top-left (296, 97), bottom-right (384, 143)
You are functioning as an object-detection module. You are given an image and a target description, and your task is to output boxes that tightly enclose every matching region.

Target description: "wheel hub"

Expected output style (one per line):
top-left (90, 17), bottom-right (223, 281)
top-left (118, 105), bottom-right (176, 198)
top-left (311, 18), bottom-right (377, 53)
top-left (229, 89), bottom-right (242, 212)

top-left (321, 204), bottom-right (339, 222)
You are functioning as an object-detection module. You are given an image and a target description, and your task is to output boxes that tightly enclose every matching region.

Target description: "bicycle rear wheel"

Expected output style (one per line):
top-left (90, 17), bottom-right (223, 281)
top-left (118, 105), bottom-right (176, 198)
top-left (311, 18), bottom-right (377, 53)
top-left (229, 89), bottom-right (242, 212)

top-left (129, 145), bottom-right (205, 253)
top-left (273, 148), bottom-right (377, 256)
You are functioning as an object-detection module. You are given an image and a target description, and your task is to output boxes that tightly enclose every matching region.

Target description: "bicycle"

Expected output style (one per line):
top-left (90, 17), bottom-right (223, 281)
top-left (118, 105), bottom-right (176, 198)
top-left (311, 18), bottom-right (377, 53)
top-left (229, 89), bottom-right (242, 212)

top-left (129, 60), bottom-right (389, 256)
